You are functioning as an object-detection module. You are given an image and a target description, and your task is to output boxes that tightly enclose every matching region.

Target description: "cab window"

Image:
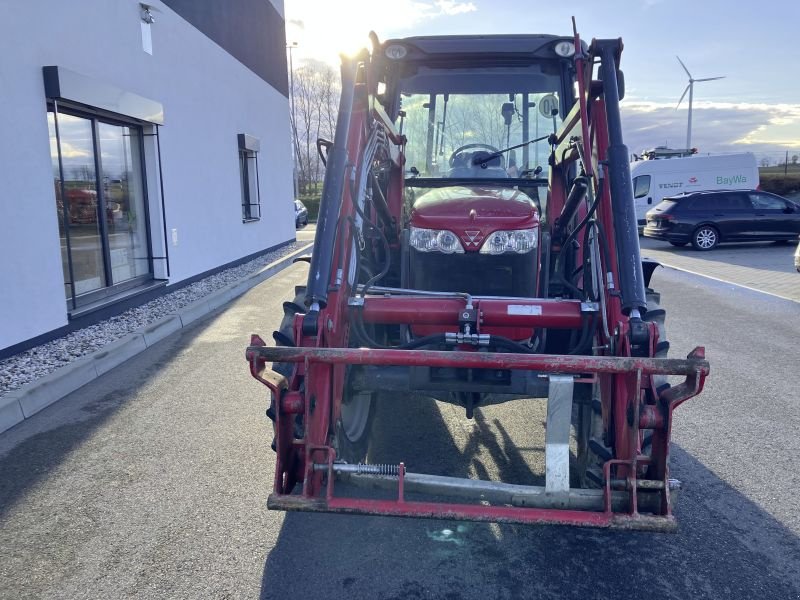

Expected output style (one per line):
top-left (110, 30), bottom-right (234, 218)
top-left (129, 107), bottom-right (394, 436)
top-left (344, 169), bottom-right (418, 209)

top-left (633, 175), bottom-right (651, 199)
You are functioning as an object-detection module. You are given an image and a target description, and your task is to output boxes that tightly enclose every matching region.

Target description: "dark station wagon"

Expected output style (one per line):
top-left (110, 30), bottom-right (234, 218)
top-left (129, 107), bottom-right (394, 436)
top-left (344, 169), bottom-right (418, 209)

top-left (643, 189), bottom-right (800, 250)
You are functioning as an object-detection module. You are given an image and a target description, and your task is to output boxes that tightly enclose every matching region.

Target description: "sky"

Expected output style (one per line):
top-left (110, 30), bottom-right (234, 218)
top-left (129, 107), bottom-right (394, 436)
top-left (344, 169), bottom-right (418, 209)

top-left (284, 0), bottom-right (800, 164)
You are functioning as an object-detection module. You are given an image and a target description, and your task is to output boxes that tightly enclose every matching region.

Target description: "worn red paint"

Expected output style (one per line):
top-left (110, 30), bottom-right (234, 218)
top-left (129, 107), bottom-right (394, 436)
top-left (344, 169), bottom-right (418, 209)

top-left (249, 345), bottom-right (709, 377)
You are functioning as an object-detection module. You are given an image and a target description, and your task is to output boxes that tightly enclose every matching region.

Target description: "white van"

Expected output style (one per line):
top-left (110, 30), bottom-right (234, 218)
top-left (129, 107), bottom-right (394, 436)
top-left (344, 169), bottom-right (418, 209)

top-left (630, 153), bottom-right (759, 227)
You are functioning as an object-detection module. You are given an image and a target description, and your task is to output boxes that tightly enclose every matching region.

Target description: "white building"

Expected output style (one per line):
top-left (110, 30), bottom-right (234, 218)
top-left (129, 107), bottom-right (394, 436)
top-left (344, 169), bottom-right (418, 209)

top-left (0, 0), bottom-right (295, 355)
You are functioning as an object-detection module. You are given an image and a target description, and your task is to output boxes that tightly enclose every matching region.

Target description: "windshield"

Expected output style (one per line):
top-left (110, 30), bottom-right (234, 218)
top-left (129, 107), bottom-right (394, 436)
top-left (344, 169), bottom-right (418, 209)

top-left (400, 91), bottom-right (564, 180)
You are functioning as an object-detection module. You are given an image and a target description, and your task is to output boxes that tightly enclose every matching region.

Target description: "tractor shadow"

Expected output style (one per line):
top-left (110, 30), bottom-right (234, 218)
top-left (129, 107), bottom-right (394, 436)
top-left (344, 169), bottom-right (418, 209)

top-left (260, 395), bottom-right (800, 600)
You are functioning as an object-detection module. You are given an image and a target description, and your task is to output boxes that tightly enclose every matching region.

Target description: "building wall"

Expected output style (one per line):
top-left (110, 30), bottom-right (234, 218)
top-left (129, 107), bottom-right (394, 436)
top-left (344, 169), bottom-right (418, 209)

top-left (0, 0), bottom-right (294, 351)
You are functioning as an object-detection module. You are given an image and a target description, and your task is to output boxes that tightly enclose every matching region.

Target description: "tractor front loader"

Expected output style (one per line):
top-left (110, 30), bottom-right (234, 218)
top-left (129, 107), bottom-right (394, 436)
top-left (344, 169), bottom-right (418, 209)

top-left (247, 25), bottom-right (709, 531)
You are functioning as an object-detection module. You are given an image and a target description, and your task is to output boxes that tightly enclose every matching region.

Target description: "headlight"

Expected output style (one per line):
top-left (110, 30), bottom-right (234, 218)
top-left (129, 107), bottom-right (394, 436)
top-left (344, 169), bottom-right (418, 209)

top-left (554, 40), bottom-right (575, 58)
top-left (384, 44), bottom-right (407, 60)
top-left (409, 227), bottom-right (465, 254)
top-left (479, 229), bottom-right (538, 255)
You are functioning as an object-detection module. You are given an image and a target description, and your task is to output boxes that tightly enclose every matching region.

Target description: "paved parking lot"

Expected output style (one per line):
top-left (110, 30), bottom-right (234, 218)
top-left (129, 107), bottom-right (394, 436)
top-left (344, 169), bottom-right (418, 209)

top-left (2, 262), bottom-right (798, 599)
top-left (640, 237), bottom-right (799, 302)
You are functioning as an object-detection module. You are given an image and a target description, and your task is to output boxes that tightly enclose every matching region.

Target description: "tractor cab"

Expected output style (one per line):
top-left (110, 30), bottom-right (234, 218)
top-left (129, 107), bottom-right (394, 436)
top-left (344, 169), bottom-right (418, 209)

top-left (383, 36), bottom-right (580, 299)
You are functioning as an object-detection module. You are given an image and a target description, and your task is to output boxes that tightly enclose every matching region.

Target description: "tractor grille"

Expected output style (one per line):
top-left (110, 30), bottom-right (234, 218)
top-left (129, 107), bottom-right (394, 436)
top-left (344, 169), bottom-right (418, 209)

top-left (409, 249), bottom-right (537, 297)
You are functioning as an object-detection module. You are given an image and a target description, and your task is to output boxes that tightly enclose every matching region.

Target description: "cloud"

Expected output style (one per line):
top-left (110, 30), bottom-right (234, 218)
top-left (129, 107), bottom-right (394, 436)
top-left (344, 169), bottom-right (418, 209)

top-left (620, 101), bottom-right (800, 161)
top-left (429, 1), bottom-right (477, 16)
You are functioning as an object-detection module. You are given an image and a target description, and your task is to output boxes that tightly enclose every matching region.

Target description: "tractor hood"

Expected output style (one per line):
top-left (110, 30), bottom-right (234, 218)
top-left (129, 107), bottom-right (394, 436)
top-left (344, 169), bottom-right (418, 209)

top-left (410, 186), bottom-right (539, 242)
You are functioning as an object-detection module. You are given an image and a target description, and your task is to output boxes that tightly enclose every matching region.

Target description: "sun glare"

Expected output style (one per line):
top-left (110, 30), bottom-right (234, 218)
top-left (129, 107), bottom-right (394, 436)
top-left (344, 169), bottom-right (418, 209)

top-left (286, 1), bottom-right (390, 65)
top-left (285, 0), bottom-right (478, 65)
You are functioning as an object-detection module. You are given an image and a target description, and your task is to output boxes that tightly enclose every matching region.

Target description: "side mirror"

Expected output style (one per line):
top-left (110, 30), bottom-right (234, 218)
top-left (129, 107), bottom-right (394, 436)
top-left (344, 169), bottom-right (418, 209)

top-left (501, 102), bottom-right (515, 126)
top-left (316, 138), bottom-right (333, 167)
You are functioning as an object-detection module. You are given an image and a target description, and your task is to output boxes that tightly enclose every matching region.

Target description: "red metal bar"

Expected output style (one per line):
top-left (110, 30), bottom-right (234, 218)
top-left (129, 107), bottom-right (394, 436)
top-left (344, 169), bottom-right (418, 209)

top-left (639, 405), bottom-right (665, 430)
top-left (251, 345), bottom-right (709, 377)
top-left (267, 494), bottom-right (677, 532)
top-left (572, 29), bottom-right (595, 180)
top-left (280, 391), bottom-right (305, 414)
top-left (359, 297), bottom-right (584, 329)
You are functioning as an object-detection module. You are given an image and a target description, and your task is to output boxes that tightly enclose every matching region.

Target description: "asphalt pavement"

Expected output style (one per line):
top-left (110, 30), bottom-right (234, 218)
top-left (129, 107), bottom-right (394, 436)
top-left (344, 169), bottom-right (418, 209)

top-left (1, 258), bottom-right (799, 599)
top-left (640, 237), bottom-right (799, 302)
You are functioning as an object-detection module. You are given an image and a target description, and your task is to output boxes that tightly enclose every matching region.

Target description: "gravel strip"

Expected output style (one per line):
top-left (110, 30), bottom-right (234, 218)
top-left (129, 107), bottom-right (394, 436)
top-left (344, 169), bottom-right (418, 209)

top-left (0, 241), bottom-right (307, 398)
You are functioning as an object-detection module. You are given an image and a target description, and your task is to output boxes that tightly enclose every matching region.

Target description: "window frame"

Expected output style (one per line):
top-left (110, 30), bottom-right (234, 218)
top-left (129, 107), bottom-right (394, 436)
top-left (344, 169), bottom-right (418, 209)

top-left (632, 175), bottom-right (651, 199)
top-left (238, 134), bottom-right (262, 222)
top-left (48, 100), bottom-right (155, 311)
top-left (748, 192), bottom-right (789, 211)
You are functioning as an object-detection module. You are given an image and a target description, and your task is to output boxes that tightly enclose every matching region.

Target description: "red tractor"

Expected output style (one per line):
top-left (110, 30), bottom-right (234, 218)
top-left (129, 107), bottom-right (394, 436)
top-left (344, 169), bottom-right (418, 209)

top-left (247, 25), bottom-right (709, 531)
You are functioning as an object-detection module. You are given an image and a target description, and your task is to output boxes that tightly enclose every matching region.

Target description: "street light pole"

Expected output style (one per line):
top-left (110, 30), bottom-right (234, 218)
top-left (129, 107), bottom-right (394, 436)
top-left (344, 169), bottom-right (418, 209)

top-left (287, 41), bottom-right (299, 198)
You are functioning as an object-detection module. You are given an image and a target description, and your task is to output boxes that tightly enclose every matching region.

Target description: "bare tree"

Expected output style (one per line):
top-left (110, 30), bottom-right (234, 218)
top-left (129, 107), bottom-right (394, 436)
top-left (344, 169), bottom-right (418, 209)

top-left (290, 60), bottom-right (341, 195)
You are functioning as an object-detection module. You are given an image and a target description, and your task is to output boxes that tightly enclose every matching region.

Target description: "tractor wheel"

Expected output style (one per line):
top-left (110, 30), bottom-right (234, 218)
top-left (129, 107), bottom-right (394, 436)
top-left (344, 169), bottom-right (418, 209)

top-left (574, 384), bottom-right (608, 488)
top-left (269, 280), bottom-right (375, 463)
top-left (640, 288), bottom-right (670, 457)
top-left (272, 286), bottom-right (307, 377)
top-left (574, 287), bottom-right (669, 487)
top-left (267, 285), bottom-right (307, 451)
top-left (335, 378), bottom-right (375, 464)
top-left (691, 225), bottom-right (719, 250)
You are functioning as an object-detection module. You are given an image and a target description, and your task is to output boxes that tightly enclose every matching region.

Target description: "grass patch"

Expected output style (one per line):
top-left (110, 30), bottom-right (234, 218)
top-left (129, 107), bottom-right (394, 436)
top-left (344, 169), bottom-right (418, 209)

top-left (759, 172), bottom-right (800, 196)
top-left (760, 164), bottom-right (800, 174)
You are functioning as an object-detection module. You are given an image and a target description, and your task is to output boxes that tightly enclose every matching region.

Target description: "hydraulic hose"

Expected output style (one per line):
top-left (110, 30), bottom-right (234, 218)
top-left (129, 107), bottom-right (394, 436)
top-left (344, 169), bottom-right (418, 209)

top-left (568, 313), bottom-right (596, 355)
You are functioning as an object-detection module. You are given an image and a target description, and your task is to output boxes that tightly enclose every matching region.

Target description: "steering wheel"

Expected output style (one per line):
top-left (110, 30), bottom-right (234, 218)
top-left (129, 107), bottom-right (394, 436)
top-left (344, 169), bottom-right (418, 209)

top-left (448, 143), bottom-right (503, 169)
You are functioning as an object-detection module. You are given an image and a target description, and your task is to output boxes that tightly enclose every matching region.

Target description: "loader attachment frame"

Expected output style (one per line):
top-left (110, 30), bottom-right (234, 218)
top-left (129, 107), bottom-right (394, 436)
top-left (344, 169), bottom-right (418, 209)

top-left (247, 343), bottom-right (708, 531)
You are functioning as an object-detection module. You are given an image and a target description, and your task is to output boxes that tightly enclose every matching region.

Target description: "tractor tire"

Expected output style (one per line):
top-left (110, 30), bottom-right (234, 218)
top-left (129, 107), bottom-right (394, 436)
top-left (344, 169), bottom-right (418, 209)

top-left (691, 225), bottom-right (719, 250)
top-left (266, 286), bottom-right (308, 451)
top-left (574, 287), bottom-right (669, 488)
top-left (335, 379), bottom-right (375, 464)
top-left (269, 281), bottom-right (375, 463)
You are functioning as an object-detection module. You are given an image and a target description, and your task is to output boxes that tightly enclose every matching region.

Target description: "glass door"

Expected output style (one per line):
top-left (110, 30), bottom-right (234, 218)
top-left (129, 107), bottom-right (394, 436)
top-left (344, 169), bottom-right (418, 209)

top-left (48, 112), bottom-right (107, 298)
top-left (98, 123), bottom-right (150, 283)
top-left (49, 107), bottom-right (152, 308)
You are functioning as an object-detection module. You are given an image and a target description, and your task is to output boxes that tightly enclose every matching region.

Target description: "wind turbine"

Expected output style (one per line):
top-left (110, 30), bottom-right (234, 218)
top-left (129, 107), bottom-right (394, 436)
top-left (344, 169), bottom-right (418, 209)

top-left (675, 56), bottom-right (725, 149)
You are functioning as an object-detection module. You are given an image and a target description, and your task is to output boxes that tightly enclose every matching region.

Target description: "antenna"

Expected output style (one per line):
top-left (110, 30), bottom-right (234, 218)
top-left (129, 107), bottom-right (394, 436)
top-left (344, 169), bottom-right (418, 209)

top-left (675, 56), bottom-right (724, 148)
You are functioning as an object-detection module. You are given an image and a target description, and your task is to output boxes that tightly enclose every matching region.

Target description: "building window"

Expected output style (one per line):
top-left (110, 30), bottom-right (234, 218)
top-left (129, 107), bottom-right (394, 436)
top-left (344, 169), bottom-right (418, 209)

top-left (238, 134), bottom-right (261, 221)
top-left (48, 105), bottom-right (153, 309)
